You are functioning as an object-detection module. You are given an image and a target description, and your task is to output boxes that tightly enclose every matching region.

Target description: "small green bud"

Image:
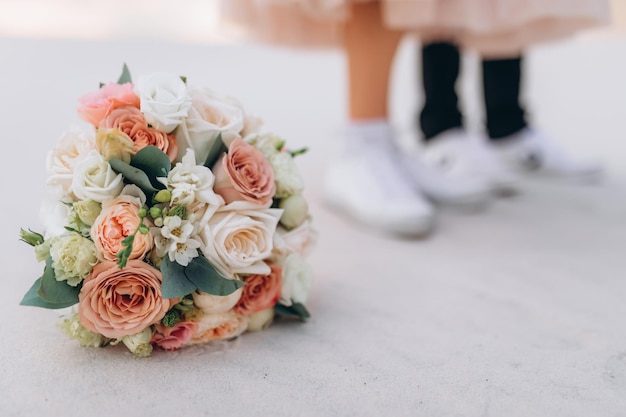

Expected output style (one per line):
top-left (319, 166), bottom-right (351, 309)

top-left (138, 207), bottom-right (147, 218)
top-left (154, 217), bottom-right (164, 227)
top-left (19, 228), bottom-right (44, 247)
top-left (154, 190), bottom-right (172, 203)
top-left (138, 224), bottom-right (150, 235)
top-left (162, 309), bottom-right (182, 328)
top-left (149, 207), bottom-right (162, 219)
top-left (169, 205), bottom-right (187, 219)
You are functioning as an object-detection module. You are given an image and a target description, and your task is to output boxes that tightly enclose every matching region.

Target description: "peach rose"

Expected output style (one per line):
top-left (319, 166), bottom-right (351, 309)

top-left (151, 320), bottom-right (199, 351)
top-left (78, 260), bottom-right (174, 338)
top-left (77, 82), bottom-right (140, 127)
top-left (213, 138), bottom-right (275, 206)
top-left (189, 310), bottom-right (248, 344)
top-left (235, 264), bottom-right (282, 315)
top-left (100, 106), bottom-right (178, 161)
top-left (91, 189), bottom-right (153, 262)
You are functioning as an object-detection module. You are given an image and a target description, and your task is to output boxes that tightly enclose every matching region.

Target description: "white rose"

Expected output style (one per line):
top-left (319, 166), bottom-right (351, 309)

top-left (135, 72), bottom-right (192, 134)
top-left (71, 150), bottom-right (124, 202)
top-left (270, 152), bottom-right (304, 198)
top-left (198, 201), bottom-right (282, 277)
top-left (280, 253), bottom-right (313, 306)
top-left (175, 86), bottom-right (245, 164)
top-left (192, 287), bottom-right (243, 315)
top-left (46, 128), bottom-right (96, 196)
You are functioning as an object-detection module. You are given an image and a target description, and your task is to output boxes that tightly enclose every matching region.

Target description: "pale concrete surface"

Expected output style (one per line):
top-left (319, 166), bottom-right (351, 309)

top-left (0, 33), bottom-right (625, 417)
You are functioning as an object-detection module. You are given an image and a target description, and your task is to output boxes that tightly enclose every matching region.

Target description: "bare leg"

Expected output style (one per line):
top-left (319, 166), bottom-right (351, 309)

top-left (343, 2), bottom-right (402, 120)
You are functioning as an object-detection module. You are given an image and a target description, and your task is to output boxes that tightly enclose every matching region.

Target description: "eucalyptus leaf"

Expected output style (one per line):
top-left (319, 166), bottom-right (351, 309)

top-left (20, 278), bottom-right (76, 309)
top-left (117, 63), bottom-right (132, 84)
top-left (274, 302), bottom-right (310, 320)
top-left (109, 157), bottom-right (160, 198)
top-left (185, 255), bottom-right (244, 296)
top-left (161, 257), bottom-right (198, 299)
top-left (21, 258), bottom-right (80, 309)
top-left (203, 133), bottom-right (228, 169)
top-left (130, 146), bottom-right (171, 189)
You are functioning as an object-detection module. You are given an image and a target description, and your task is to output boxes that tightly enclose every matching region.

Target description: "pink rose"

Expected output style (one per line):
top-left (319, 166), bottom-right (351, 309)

top-left (235, 264), bottom-right (282, 315)
top-left (91, 193), bottom-right (153, 262)
top-left (213, 138), bottom-right (275, 206)
top-left (100, 106), bottom-right (178, 161)
top-left (77, 82), bottom-right (140, 127)
top-left (79, 260), bottom-right (174, 339)
top-left (151, 320), bottom-right (199, 351)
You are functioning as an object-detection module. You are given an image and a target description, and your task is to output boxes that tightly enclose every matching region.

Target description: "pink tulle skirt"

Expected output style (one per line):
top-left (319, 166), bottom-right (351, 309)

top-left (219, 0), bottom-right (611, 56)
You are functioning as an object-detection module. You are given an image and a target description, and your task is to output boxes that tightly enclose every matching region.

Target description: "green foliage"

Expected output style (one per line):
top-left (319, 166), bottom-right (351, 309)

top-left (109, 146), bottom-right (171, 200)
top-left (117, 63), bottom-right (132, 84)
top-left (274, 302), bottom-right (310, 320)
top-left (162, 309), bottom-right (182, 328)
top-left (20, 258), bottom-right (80, 309)
top-left (161, 256), bottom-right (245, 299)
top-left (203, 133), bottom-right (228, 169)
top-left (130, 146), bottom-right (171, 188)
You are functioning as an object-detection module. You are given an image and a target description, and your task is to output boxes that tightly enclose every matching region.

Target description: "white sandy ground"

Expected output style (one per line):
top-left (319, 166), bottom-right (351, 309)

top-left (0, 32), bottom-right (625, 417)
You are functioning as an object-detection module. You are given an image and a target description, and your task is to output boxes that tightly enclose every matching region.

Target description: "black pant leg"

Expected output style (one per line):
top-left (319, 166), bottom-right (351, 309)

top-left (482, 56), bottom-right (528, 140)
top-left (420, 42), bottom-right (463, 141)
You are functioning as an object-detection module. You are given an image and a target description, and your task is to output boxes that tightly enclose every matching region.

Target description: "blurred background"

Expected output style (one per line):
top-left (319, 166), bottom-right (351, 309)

top-left (1, 2), bottom-right (625, 416)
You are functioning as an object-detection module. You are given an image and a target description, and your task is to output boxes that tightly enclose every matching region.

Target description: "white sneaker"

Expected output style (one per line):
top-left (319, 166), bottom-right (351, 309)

top-left (490, 128), bottom-right (604, 182)
top-left (421, 129), bottom-right (521, 196)
top-left (402, 150), bottom-right (492, 211)
top-left (324, 121), bottom-right (435, 237)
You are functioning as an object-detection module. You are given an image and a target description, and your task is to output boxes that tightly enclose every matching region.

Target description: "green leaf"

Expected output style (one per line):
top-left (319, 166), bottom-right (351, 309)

top-left (274, 302), bottom-right (310, 320)
top-left (20, 259), bottom-right (79, 309)
top-left (20, 278), bottom-right (75, 309)
top-left (37, 258), bottom-right (80, 306)
top-left (160, 256), bottom-right (244, 299)
top-left (161, 257), bottom-right (198, 299)
top-left (109, 157), bottom-right (160, 198)
top-left (130, 146), bottom-right (171, 189)
top-left (203, 133), bottom-right (228, 169)
top-left (185, 255), bottom-right (244, 296)
top-left (117, 63), bottom-right (132, 84)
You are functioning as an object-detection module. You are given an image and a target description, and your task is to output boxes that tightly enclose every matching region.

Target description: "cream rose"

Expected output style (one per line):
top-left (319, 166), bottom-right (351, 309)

top-left (213, 138), bottom-right (276, 206)
top-left (279, 253), bottom-right (314, 306)
top-left (270, 220), bottom-right (317, 265)
top-left (188, 310), bottom-right (248, 344)
top-left (192, 287), bottom-right (243, 315)
top-left (78, 260), bottom-right (174, 339)
top-left (46, 128), bottom-right (96, 196)
top-left (198, 201), bottom-right (282, 277)
top-left (135, 72), bottom-right (192, 134)
top-left (71, 150), bottom-right (124, 202)
top-left (175, 86), bottom-right (245, 164)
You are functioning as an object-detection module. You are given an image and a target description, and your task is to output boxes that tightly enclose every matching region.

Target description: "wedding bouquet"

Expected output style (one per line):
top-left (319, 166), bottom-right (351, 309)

top-left (19, 65), bottom-right (315, 356)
